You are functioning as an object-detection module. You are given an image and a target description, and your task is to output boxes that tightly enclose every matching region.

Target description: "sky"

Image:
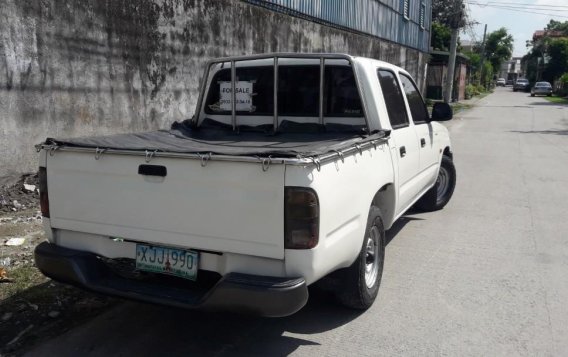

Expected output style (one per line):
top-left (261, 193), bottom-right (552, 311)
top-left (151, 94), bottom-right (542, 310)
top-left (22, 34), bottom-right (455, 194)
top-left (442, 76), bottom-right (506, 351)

top-left (461, 0), bottom-right (568, 57)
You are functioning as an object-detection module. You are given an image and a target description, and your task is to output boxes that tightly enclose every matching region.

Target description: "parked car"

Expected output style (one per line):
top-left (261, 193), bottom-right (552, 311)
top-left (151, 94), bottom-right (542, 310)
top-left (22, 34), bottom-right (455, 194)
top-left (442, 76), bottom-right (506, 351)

top-left (496, 78), bottom-right (506, 86)
top-left (34, 53), bottom-right (456, 317)
top-left (506, 79), bottom-right (514, 86)
top-left (531, 81), bottom-right (553, 97)
top-left (513, 78), bottom-right (530, 92)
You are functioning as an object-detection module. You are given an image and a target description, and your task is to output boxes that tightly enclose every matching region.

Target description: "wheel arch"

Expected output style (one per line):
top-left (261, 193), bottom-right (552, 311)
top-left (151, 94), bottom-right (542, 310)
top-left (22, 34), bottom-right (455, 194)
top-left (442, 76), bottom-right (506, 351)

top-left (443, 146), bottom-right (453, 159)
top-left (371, 183), bottom-right (396, 230)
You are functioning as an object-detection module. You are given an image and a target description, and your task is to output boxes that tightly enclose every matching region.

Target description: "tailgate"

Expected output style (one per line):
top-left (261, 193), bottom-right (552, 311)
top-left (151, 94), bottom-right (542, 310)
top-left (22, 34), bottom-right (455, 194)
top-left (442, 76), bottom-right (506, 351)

top-left (46, 151), bottom-right (285, 259)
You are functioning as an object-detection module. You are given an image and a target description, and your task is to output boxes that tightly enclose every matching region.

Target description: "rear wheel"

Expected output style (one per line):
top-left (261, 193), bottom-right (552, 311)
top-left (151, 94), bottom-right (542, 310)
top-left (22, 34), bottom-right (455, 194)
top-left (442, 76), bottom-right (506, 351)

top-left (415, 155), bottom-right (456, 212)
top-left (335, 206), bottom-right (385, 310)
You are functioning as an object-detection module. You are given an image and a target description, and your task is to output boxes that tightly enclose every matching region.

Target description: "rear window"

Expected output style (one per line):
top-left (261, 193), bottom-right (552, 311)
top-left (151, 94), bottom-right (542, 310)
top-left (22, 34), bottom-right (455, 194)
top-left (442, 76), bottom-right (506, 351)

top-left (377, 69), bottom-right (409, 129)
top-left (204, 65), bottom-right (363, 117)
top-left (536, 82), bottom-right (551, 87)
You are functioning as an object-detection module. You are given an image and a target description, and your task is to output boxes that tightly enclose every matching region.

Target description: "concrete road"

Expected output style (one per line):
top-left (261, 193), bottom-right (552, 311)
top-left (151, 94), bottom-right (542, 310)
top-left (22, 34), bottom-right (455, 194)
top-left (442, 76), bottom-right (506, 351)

top-left (27, 88), bottom-right (568, 356)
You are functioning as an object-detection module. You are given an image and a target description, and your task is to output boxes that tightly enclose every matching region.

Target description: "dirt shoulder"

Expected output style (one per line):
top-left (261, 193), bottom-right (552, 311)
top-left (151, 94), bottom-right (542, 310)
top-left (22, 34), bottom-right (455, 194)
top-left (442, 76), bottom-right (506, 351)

top-left (0, 176), bottom-right (117, 356)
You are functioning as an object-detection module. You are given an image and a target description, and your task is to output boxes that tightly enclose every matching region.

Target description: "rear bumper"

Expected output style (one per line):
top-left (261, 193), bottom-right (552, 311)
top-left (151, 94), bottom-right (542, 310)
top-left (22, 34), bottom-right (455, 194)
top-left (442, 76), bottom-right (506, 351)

top-left (34, 242), bottom-right (308, 317)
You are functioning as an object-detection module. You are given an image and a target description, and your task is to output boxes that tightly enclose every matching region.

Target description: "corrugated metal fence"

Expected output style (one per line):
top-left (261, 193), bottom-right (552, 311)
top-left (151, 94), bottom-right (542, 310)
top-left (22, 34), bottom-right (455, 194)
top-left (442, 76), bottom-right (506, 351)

top-left (242, 0), bottom-right (430, 53)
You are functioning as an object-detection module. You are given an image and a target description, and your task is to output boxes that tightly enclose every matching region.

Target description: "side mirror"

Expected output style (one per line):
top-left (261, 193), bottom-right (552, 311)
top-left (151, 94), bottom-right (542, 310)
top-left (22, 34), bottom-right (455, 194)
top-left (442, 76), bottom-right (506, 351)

top-left (431, 102), bottom-right (453, 121)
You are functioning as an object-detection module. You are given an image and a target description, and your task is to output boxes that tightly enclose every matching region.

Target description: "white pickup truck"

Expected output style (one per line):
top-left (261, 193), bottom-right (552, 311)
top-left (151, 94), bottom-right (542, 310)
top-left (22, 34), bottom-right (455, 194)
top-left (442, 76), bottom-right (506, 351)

top-left (35, 53), bottom-right (455, 317)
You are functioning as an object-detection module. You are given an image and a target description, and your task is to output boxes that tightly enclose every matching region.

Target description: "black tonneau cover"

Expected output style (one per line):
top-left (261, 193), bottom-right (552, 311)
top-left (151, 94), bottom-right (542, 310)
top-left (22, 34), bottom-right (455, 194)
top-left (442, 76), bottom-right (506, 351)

top-left (43, 120), bottom-right (388, 158)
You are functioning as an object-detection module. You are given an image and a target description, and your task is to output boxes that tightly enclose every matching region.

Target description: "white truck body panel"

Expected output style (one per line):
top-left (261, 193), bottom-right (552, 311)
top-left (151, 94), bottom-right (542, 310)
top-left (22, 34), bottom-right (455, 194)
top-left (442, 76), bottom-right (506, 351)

top-left (53, 230), bottom-right (287, 278)
top-left (357, 58), bottom-right (447, 217)
top-left (45, 139), bottom-right (395, 286)
top-left (284, 140), bottom-right (394, 283)
top-left (47, 151), bottom-right (285, 259)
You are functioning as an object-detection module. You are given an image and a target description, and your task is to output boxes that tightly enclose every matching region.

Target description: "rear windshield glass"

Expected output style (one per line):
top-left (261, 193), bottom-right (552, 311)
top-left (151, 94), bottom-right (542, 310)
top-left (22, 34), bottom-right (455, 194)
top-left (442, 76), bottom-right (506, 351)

top-left (204, 65), bottom-right (363, 118)
top-left (536, 82), bottom-right (551, 87)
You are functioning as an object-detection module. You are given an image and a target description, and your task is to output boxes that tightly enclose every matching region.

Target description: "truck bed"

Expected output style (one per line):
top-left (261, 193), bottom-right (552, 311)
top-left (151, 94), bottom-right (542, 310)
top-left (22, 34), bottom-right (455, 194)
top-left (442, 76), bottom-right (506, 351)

top-left (43, 119), bottom-right (386, 158)
top-left (41, 120), bottom-right (388, 261)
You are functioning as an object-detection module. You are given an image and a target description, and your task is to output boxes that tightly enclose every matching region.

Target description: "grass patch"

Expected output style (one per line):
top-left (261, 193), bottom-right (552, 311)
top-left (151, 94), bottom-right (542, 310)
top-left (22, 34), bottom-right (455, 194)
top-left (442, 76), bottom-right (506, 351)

top-left (0, 265), bottom-right (117, 356)
top-left (426, 102), bottom-right (473, 116)
top-left (451, 103), bottom-right (473, 114)
top-left (544, 96), bottom-right (568, 104)
top-left (0, 266), bottom-right (49, 301)
top-left (476, 92), bottom-right (490, 100)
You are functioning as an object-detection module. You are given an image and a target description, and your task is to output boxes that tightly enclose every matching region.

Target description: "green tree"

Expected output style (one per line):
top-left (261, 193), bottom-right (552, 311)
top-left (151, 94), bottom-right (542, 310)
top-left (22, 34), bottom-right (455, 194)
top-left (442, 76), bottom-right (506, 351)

top-left (431, 22), bottom-right (452, 51)
top-left (543, 38), bottom-right (568, 82)
top-left (464, 51), bottom-right (481, 82)
top-left (481, 61), bottom-right (494, 89)
top-left (523, 53), bottom-right (539, 83)
top-left (525, 20), bottom-right (568, 83)
top-left (559, 73), bottom-right (568, 96)
top-left (484, 28), bottom-right (514, 74)
top-left (432, 0), bottom-right (467, 28)
top-left (546, 20), bottom-right (568, 34)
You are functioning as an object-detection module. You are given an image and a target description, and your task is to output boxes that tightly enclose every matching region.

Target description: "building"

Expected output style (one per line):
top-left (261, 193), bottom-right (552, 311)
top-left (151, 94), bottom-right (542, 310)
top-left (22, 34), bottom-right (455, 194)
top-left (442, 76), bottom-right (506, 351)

top-left (526, 29), bottom-right (567, 83)
top-left (244, 0), bottom-right (432, 88)
top-left (532, 30), bottom-right (565, 42)
top-left (426, 51), bottom-right (469, 101)
top-left (460, 39), bottom-right (474, 53)
top-left (1, 0), bottom-right (432, 176)
top-left (499, 57), bottom-right (523, 82)
top-left (425, 37), bottom-right (474, 102)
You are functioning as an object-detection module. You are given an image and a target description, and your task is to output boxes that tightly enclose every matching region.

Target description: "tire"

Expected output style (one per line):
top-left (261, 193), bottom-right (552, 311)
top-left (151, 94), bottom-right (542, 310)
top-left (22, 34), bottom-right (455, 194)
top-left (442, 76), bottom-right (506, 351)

top-left (414, 155), bottom-right (457, 212)
top-left (531, 93), bottom-right (535, 97)
top-left (335, 206), bottom-right (385, 310)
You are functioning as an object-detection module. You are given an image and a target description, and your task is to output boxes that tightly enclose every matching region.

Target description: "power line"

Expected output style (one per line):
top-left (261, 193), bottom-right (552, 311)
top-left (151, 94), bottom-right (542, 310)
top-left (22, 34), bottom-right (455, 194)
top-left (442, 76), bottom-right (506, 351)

top-left (468, 1), bottom-right (568, 12)
top-left (477, 5), bottom-right (568, 18)
top-left (467, 2), bottom-right (568, 18)
top-left (469, 2), bottom-right (568, 11)
top-left (471, 1), bottom-right (568, 9)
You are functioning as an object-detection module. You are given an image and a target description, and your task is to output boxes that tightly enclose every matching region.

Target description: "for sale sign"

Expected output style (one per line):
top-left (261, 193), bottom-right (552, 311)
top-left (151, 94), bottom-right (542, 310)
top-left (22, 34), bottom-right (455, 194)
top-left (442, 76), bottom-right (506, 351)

top-left (219, 81), bottom-right (253, 111)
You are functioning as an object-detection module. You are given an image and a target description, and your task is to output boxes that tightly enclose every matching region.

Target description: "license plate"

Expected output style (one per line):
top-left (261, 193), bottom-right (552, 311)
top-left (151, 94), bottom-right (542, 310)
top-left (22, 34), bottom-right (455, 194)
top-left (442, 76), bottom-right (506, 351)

top-left (135, 244), bottom-right (198, 281)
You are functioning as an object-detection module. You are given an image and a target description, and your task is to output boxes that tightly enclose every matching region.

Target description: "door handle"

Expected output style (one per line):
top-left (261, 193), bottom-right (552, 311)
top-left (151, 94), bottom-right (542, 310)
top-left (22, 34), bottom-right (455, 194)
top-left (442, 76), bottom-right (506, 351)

top-left (399, 146), bottom-right (406, 157)
top-left (138, 164), bottom-right (167, 177)
top-left (420, 138), bottom-right (426, 147)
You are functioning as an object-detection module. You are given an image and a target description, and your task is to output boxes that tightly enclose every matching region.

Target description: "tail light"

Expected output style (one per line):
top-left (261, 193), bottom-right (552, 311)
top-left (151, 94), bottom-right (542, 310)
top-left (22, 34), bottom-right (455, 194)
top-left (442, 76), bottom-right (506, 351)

top-left (39, 167), bottom-right (50, 218)
top-left (284, 187), bottom-right (319, 249)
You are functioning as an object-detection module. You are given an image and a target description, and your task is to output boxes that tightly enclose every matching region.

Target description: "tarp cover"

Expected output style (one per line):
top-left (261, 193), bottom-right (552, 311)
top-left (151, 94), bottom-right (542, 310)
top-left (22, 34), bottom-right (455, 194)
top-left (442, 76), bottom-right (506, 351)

top-left (44, 120), bottom-right (388, 158)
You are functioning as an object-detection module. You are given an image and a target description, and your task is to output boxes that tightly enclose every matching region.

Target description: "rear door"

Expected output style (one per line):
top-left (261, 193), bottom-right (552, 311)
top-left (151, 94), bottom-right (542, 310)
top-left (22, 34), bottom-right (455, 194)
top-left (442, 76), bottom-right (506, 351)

top-left (377, 69), bottom-right (421, 213)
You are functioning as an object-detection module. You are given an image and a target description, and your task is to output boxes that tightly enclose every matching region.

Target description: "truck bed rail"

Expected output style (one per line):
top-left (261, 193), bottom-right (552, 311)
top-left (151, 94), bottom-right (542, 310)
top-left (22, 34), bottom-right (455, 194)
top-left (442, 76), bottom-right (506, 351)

top-left (36, 133), bottom-right (388, 172)
top-left (194, 53), bottom-right (371, 134)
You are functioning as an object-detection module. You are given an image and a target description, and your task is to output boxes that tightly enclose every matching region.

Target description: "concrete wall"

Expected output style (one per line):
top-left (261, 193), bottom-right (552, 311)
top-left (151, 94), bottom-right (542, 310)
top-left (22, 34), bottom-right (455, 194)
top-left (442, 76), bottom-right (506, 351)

top-left (0, 0), bottom-right (429, 177)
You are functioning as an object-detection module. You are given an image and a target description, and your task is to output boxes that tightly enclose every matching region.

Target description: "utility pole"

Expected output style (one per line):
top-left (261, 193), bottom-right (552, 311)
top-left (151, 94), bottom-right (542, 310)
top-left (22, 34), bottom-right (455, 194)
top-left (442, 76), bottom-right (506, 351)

top-left (478, 24), bottom-right (488, 86)
top-left (443, 0), bottom-right (465, 103)
top-left (444, 28), bottom-right (459, 103)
